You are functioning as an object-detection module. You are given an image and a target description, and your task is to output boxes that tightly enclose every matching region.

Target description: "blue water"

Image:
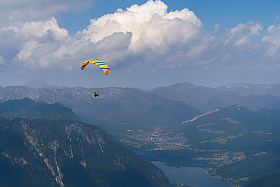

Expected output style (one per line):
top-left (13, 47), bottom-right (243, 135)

top-left (152, 161), bottom-right (234, 187)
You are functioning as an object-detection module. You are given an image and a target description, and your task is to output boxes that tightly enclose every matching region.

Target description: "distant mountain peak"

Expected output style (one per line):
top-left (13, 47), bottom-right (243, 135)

top-left (0, 98), bottom-right (79, 121)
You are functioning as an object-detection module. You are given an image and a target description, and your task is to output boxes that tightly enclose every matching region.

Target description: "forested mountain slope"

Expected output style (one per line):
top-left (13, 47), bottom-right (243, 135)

top-left (0, 99), bottom-right (171, 187)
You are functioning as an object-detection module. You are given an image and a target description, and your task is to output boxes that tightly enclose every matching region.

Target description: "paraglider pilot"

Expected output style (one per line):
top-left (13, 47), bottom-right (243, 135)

top-left (94, 92), bottom-right (99, 97)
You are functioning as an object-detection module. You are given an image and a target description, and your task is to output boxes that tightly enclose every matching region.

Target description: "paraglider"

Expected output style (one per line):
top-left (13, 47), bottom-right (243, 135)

top-left (81, 59), bottom-right (109, 98)
top-left (81, 59), bottom-right (109, 75)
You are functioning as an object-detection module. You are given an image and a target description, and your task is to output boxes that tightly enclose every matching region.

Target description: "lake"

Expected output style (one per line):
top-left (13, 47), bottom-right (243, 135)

top-left (152, 161), bottom-right (234, 187)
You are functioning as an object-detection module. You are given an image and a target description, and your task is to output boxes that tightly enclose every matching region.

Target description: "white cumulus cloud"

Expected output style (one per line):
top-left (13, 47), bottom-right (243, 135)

top-left (1, 0), bottom-right (280, 74)
top-left (1, 0), bottom-right (204, 70)
top-left (214, 24), bottom-right (220, 33)
top-left (262, 25), bottom-right (280, 58)
top-left (81, 0), bottom-right (203, 56)
top-left (221, 22), bottom-right (263, 47)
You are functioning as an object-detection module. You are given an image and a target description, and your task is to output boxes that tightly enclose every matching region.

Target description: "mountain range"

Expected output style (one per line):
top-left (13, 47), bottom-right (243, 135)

top-left (151, 82), bottom-right (280, 112)
top-left (215, 83), bottom-right (280, 97)
top-left (0, 98), bottom-right (171, 187)
top-left (22, 80), bottom-right (67, 90)
top-left (0, 86), bottom-right (201, 137)
top-left (16, 81), bottom-right (280, 113)
top-left (1, 81), bottom-right (280, 186)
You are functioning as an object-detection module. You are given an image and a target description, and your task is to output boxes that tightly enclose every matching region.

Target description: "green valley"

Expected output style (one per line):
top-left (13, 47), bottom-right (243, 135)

top-left (118, 106), bottom-right (280, 186)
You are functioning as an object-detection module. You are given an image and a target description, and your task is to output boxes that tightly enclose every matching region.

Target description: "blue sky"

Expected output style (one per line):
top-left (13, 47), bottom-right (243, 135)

top-left (1, 0), bottom-right (280, 90)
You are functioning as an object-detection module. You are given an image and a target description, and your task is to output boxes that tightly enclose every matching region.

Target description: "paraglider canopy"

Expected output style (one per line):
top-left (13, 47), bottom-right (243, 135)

top-left (81, 59), bottom-right (109, 75)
